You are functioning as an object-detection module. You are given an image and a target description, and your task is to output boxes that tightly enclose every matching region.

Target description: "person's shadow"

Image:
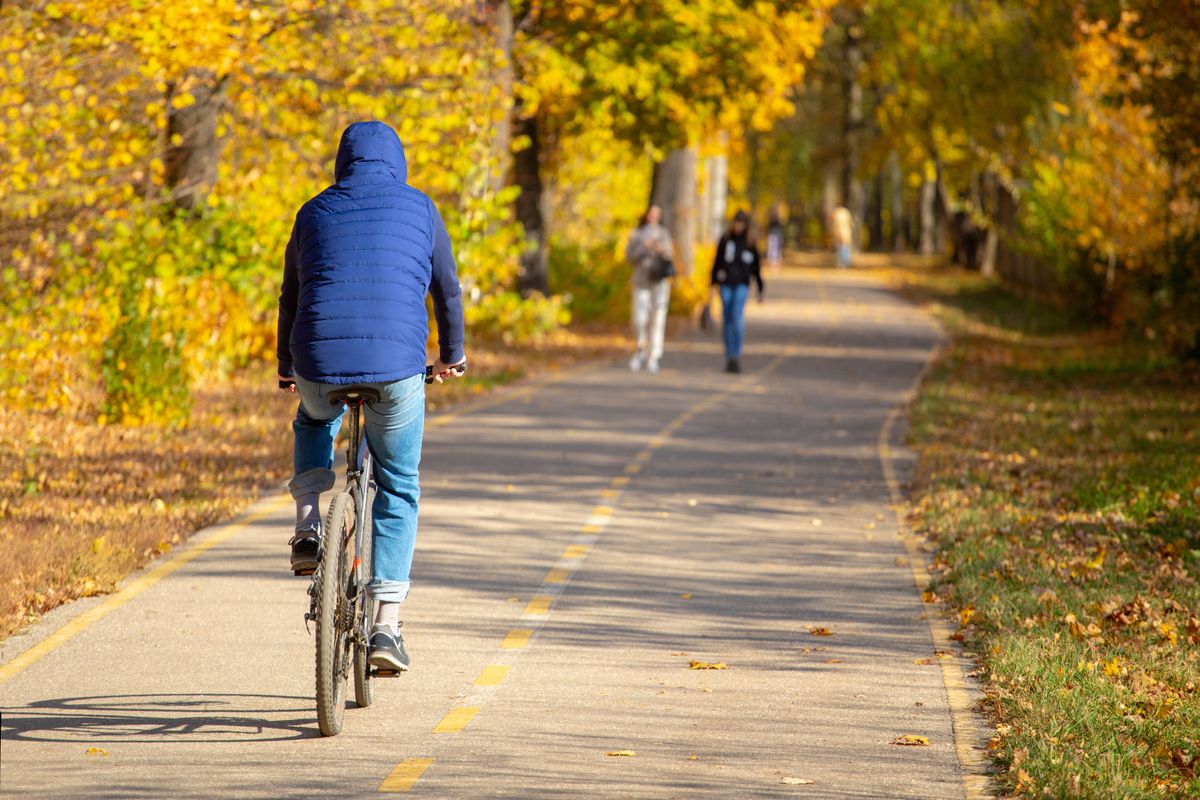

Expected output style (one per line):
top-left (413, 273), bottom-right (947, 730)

top-left (0, 693), bottom-right (321, 743)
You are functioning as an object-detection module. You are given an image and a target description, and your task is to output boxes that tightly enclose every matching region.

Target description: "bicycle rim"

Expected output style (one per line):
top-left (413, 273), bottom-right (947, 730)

top-left (315, 491), bottom-right (353, 736)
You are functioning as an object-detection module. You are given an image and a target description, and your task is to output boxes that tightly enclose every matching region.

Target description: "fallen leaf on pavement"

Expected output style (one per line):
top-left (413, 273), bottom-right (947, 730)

top-left (689, 660), bottom-right (727, 670)
top-left (781, 777), bottom-right (815, 785)
top-left (913, 657), bottom-right (935, 665)
top-left (85, 747), bottom-right (108, 756)
top-left (809, 627), bottom-right (833, 636)
top-left (687, 755), bottom-right (699, 761)
top-left (680, 593), bottom-right (693, 599)
top-left (823, 658), bottom-right (843, 664)
top-left (607, 750), bottom-right (636, 757)
top-left (893, 735), bottom-right (930, 746)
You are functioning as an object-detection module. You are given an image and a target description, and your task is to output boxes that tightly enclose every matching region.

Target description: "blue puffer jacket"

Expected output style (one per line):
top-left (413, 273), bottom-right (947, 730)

top-left (276, 121), bottom-right (465, 385)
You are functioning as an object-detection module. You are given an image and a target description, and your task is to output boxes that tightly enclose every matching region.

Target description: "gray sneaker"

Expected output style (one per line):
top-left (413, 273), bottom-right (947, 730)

top-left (289, 522), bottom-right (321, 574)
top-left (368, 626), bottom-right (411, 672)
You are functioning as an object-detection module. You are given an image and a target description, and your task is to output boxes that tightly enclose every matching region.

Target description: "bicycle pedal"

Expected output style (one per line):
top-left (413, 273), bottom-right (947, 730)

top-left (293, 567), bottom-right (316, 577)
top-left (370, 668), bottom-right (404, 678)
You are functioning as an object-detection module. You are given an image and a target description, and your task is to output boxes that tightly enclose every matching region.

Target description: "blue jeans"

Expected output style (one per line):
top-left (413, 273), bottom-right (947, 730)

top-left (836, 243), bottom-right (852, 269)
top-left (290, 373), bottom-right (425, 603)
top-left (719, 283), bottom-right (749, 360)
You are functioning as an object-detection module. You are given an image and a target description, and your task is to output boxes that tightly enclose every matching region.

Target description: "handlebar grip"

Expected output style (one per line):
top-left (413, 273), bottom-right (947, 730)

top-left (425, 362), bottom-right (468, 384)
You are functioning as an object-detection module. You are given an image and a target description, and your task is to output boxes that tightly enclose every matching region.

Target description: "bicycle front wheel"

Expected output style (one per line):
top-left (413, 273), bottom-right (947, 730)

top-left (315, 491), bottom-right (354, 736)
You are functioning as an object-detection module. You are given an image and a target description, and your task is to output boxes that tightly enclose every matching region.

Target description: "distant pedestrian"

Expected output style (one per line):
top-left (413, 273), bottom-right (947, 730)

top-left (831, 205), bottom-right (854, 269)
top-left (766, 209), bottom-right (785, 273)
top-left (710, 210), bottom-right (763, 374)
top-left (624, 204), bottom-right (675, 374)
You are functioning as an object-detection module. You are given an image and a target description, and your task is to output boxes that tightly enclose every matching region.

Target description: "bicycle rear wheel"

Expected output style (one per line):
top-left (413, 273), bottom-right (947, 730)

top-left (315, 491), bottom-right (354, 736)
top-left (353, 482), bottom-right (375, 708)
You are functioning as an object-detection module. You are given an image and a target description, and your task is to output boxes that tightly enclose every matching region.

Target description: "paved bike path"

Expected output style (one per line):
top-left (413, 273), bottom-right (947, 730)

top-left (0, 269), bottom-right (965, 799)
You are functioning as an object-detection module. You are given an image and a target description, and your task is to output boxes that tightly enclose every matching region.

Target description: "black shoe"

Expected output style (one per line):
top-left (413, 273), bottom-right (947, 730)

top-left (289, 523), bottom-right (321, 574)
top-left (724, 358), bottom-right (741, 374)
top-left (368, 626), bottom-right (411, 672)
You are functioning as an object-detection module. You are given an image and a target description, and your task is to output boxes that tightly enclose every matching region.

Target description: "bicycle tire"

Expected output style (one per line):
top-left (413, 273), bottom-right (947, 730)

top-left (353, 481), bottom-right (375, 708)
top-left (316, 491), bottom-right (354, 736)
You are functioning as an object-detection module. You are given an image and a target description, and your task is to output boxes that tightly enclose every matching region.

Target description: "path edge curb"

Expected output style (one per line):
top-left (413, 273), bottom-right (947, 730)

top-left (879, 330), bottom-right (997, 800)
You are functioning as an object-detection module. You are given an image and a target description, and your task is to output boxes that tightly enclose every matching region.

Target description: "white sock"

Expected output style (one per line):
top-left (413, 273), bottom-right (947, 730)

top-left (374, 602), bottom-right (401, 633)
top-left (295, 493), bottom-right (320, 529)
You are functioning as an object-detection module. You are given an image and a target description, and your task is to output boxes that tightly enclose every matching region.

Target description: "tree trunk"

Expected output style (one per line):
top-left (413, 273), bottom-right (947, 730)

top-left (841, 20), bottom-right (865, 250)
top-left (888, 151), bottom-right (905, 251)
top-left (165, 69), bottom-right (222, 209)
top-left (650, 147), bottom-right (697, 274)
top-left (699, 152), bottom-right (728, 245)
top-left (483, 0), bottom-right (513, 196)
top-left (513, 114), bottom-right (548, 294)
top-left (867, 171), bottom-right (884, 250)
top-left (822, 162), bottom-right (839, 243)
top-left (979, 171), bottom-right (998, 277)
top-left (919, 167), bottom-right (937, 255)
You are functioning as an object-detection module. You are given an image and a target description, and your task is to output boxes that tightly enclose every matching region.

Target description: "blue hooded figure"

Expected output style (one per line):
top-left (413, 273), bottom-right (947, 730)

top-left (276, 121), bottom-right (466, 673)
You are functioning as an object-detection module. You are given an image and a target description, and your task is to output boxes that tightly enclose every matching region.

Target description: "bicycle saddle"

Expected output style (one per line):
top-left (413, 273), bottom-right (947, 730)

top-left (327, 386), bottom-right (382, 406)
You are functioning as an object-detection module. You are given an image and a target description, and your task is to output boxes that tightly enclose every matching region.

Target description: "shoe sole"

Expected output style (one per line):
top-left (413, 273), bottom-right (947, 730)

top-left (291, 557), bottom-right (319, 575)
top-left (368, 652), bottom-right (410, 672)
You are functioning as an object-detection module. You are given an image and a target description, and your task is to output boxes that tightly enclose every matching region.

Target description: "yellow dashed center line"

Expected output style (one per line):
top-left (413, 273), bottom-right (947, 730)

top-left (500, 628), bottom-right (532, 649)
top-left (523, 595), bottom-right (554, 616)
top-left (381, 347), bottom-right (798, 792)
top-left (544, 567), bottom-right (570, 584)
top-left (561, 544), bottom-right (590, 559)
top-left (378, 758), bottom-right (435, 792)
top-left (473, 665), bottom-right (510, 687)
top-left (432, 706), bottom-right (480, 734)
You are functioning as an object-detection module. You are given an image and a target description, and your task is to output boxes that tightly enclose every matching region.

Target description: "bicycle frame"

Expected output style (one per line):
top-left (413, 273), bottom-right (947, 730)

top-left (343, 399), bottom-right (374, 650)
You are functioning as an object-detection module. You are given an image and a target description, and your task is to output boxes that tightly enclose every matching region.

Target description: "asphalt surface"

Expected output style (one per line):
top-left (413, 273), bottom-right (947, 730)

top-left (0, 269), bottom-right (959, 799)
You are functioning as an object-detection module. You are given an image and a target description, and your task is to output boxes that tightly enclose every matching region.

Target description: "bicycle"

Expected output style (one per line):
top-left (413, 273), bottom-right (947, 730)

top-left (283, 362), bottom-right (465, 737)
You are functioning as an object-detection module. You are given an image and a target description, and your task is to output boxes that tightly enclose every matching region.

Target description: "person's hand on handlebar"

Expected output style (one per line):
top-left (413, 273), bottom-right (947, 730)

top-left (278, 374), bottom-right (297, 394)
top-left (427, 357), bottom-right (467, 384)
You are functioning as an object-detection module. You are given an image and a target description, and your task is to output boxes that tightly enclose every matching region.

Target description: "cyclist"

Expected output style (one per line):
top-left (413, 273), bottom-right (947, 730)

top-left (276, 121), bottom-right (466, 672)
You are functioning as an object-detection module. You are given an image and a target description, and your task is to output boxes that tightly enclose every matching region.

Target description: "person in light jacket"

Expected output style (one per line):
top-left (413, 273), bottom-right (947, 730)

top-left (624, 204), bottom-right (675, 374)
top-left (709, 210), bottom-right (764, 374)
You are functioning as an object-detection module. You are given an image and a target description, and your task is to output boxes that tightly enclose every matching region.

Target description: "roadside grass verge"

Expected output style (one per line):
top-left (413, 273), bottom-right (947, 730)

top-left (891, 266), bottom-right (1199, 797)
top-left (0, 329), bottom-right (626, 640)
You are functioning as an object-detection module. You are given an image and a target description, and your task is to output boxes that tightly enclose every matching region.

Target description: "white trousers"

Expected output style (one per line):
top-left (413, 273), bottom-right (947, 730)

top-left (632, 280), bottom-right (671, 362)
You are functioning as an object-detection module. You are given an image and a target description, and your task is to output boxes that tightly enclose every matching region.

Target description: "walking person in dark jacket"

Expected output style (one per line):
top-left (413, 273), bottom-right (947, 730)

top-left (709, 210), bottom-right (764, 374)
top-left (276, 121), bottom-right (466, 672)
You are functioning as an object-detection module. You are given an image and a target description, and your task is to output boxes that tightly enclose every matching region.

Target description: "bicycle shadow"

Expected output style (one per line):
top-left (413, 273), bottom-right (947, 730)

top-left (0, 693), bottom-right (323, 744)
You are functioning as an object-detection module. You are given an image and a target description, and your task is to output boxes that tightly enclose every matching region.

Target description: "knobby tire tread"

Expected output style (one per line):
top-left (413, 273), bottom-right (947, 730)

top-left (316, 491), bottom-right (353, 736)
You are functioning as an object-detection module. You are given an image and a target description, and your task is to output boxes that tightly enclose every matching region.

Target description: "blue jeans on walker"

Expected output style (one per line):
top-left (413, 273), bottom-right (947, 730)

top-left (289, 373), bottom-right (425, 603)
top-left (719, 283), bottom-right (749, 360)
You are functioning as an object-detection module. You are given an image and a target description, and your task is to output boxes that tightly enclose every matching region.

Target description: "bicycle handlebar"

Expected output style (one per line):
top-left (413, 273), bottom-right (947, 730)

top-left (425, 361), bottom-right (467, 384)
top-left (278, 360), bottom-right (467, 392)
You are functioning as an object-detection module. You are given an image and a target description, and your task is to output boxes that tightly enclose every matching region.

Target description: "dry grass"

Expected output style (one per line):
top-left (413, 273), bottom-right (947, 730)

top-left (0, 328), bottom-right (628, 639)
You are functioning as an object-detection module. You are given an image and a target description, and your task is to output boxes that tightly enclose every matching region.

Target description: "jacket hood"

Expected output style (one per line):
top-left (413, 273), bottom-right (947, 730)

top-left (334, 121), bottom-right (408, 183)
